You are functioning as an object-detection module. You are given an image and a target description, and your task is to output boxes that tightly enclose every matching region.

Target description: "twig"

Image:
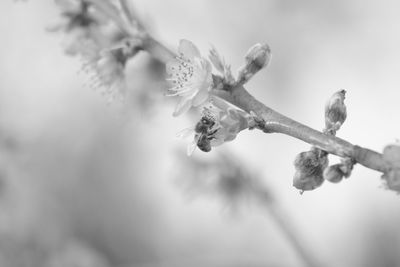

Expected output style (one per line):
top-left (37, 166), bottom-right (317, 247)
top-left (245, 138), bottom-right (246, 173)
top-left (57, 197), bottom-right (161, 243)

top-left (138, 35), bottom-right (388, 174)
top-left (212, 87), bottom-right (387, 173)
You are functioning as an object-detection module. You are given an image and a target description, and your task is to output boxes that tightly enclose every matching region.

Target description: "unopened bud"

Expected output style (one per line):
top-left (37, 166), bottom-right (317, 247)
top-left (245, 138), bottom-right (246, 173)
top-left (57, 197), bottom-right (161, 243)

top-left (382, 143), bottom-right (400, 192)
top-left (293, 172), bottom-right (324, 191)
top-left (237, 43), bottom-right (271, 85)
top-left (382, 169), bottom-right (400, 192)
top-left (383, 143), bottom-right (400, 163)
top-left (323, 164), bottom-right (344, 183)
top-left (339, 157), bottom-right (355, 178)
top-left (325, 89), bottom-right (347, 135)
top-left (293, 149), bottom-right (328, 191)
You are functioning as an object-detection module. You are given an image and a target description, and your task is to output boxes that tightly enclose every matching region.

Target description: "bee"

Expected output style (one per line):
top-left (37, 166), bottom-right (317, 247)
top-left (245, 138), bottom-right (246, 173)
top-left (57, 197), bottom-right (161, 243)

top-left (195, 116), bottom-right (215, 133)
top-left (177, 114), bottom-right (220, 155)
top-left (194, 116), bottom-right (219, 153)
top-left (196, 134), bottom-right (212, 152)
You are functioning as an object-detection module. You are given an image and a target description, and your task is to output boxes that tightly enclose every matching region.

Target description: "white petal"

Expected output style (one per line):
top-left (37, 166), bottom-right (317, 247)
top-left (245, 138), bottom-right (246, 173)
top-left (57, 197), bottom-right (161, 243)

top-left (173, 97), bottom-right (193, 117)
top-left (166, 86), bottom-right (195, 96)
top-left (209, 46), bottom-right (225, 73)
top-left (192, 87), bottom-right (209, 107)
top-left (202, 57), bottom-right (212, 73)
top-left (178, 39), bottom-right (201, 60)
top-left (210, 96), bottom-right (230, 112)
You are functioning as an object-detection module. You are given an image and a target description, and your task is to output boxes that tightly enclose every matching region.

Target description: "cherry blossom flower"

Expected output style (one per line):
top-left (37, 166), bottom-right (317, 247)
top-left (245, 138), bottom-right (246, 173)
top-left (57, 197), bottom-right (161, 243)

top-left (174, 152), bottom-right (270, 211)
top-left (166, 39), bottom-right (213, 116)
top-left (82, 38), bottom-right (141, 101)
top-left (179, 97), bottom-right (252, 155)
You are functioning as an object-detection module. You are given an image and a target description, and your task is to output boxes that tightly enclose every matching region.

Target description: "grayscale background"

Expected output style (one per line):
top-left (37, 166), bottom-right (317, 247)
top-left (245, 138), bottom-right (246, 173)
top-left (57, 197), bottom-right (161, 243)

top-left (0, 0), bottom-right (400, 266)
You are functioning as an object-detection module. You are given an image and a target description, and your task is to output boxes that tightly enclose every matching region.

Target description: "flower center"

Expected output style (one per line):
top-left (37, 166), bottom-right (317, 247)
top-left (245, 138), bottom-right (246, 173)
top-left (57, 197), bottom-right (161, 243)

top-left (170, 53), bottom-right (196, 89)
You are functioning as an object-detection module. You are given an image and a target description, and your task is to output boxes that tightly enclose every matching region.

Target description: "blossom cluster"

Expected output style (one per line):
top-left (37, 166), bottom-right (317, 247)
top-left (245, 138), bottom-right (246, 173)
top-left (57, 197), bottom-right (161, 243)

top-left (46, 1), bottom-right (272, 154)
top-left (167, 39), bottom-right (270, 154)
top-left (49, 0), bottom-right (143, 101)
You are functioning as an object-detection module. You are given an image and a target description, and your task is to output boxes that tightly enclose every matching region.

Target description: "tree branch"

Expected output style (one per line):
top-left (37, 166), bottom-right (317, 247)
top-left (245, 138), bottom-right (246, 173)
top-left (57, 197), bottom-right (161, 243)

top-left (140, 34), bottom-right (389, 174)
top-left (88, 1), bottom-right (390, 177)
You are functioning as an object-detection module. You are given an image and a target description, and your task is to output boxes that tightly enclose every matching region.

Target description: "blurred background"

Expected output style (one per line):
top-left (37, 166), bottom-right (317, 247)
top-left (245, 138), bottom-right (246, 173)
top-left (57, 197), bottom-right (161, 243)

top-left (1, 0), bottom-right (400, 266)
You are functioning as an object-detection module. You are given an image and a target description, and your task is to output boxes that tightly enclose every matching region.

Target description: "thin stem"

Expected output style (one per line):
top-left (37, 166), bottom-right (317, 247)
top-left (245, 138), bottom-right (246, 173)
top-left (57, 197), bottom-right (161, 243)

top-left (253, 189), bottom-right (322, 267)
top-left (267, 203), bottom-right (322, 267)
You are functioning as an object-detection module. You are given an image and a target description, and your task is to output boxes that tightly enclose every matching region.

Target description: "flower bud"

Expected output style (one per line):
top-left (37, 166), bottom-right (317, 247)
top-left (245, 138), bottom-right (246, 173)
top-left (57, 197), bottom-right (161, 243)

top-left (325, 89), bottom-right (347, 135)
top-left (382, 169), bottom-right (400, 192)
top-left (293, 149), bottom-right (328, 191)
top-left (237, 43), bottom-right (271, 85)
top-left (383, 143), bottom-right (400, 163)
top-left (323, 164), bottom-right (344, 183)
top-left (339, 157), bottom-right (355, 178)
top-left (382, 143), bottom-right (400, 192)
top-left (293, 172), bottom-right (324, 192)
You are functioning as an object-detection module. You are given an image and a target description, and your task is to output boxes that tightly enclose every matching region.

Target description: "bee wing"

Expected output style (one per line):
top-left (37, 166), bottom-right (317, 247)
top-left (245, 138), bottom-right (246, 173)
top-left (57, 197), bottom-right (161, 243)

top-left (187, 134), bottom-right (200, 156)
top-left (176, 127), bottom-right (195, 139)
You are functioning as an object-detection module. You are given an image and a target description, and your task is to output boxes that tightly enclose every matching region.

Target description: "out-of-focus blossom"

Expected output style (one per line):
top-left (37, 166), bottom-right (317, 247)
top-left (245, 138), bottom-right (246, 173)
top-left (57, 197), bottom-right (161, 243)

top-left (174, 152), bottom-right (272, 211)
top-left (48, 0), bottom-right (107, 56)
top-left (82, 38), bottom-right (141, 101)
top-left (179, 97), bottom-right (252, 155)
top-left (166, 39), bottom-right (212, 116)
